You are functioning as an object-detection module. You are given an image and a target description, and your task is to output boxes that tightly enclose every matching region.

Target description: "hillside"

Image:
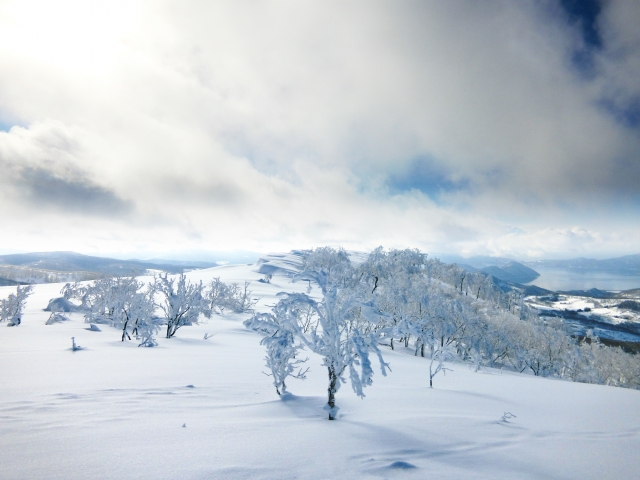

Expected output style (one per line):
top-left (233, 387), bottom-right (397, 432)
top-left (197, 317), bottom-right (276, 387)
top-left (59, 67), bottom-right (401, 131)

top-left (480, 261), bottom-right (540, 284)
top-left (0, 251), bottom-right (202, 285)
top-left (1, 257), bottom-right (639, 479)
top-left (444, 257), bottom-right (540, 284)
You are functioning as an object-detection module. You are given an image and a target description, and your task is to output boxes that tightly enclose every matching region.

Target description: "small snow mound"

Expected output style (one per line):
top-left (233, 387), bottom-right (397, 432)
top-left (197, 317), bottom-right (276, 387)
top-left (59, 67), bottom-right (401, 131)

top-left (387, 461), bottom-right (416, 470)
top-left (255, 251), bottom-right (305, 277)
top-left (88, 324), bottom-right (101, 332)
top-left (44, 297), bottom-right (82, 312)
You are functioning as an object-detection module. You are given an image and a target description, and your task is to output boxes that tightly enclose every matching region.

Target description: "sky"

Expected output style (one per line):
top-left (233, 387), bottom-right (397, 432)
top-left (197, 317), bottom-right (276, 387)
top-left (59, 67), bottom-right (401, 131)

top-left (0, 0), bottom-right (639, 260)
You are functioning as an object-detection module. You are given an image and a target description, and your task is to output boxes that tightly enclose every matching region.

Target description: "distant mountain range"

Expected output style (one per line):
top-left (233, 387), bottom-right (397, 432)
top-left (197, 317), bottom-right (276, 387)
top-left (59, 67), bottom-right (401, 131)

top-left (455, 261), bottom-right (540, 284)
top-left (142, 258), bottom-right (219, 269)
top-left (438, 252), bottom-right (640, 282)
top-left (525, 254), bottom-right (640, 275)
top-left (0, 251), bottom-right (207, 285)
top-left (4, 250), bottom-right (639, 288)
top-left (436, 254), bottom-right (515, 269)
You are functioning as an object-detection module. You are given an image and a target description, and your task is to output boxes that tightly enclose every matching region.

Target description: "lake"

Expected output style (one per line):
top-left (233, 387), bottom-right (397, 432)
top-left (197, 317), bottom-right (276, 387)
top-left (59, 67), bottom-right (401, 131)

top-left (525, 267), bottom-right (640, 292)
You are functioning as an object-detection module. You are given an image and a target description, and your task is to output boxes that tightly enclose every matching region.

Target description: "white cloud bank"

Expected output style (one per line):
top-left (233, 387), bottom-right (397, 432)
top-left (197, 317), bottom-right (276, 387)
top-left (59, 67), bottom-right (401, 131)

top-left (0, 0), bottom-right (638, 259)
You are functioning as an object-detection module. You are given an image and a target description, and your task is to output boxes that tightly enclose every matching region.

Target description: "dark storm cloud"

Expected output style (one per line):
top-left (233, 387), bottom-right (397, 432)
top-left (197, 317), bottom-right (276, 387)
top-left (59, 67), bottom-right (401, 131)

top-left (19, 167), bottom-right (133, 216)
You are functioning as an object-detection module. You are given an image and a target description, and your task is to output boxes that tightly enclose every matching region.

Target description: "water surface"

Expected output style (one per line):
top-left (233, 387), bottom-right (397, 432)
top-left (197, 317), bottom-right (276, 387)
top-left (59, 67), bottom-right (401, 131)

top-left (525, 267), bottom-right (640, 291)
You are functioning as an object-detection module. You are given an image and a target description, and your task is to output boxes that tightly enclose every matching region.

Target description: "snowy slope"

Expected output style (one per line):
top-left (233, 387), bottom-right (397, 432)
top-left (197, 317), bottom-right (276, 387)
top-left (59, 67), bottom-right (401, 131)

top-left (1, 262), bottom-right (639, 479)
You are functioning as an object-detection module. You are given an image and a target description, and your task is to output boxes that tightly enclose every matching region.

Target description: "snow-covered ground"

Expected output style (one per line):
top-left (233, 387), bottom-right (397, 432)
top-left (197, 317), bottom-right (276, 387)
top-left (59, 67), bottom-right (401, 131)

top-left (1, 262), bottom-right (640, 479)
top-left (525, 290), bottom-right (640, 343)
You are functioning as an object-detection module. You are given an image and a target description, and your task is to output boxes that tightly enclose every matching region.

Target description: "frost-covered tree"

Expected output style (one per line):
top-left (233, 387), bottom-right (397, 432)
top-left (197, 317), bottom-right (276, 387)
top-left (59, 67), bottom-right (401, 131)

top-left (135, 315), bottom-right (162, 347)
top-left (45, 303), bottom-right (68, 325)
top-left (56, 278), bottom-right (154, 344)
top-left (353, 247), bottom-right (428, 349)
top-left (63, 278), bottom-right (116, 322)
top-left (206, 277), bottom-right (257, 314)
top-left (288, 248), bottom-right (390, 419)
top-left (64, 277), bottom-right (158, 346)
top-left (245, 245), bottom-right (640, 394)
top-left (154, 273), bottom-right (209, 338)
top-left (105, 277), bottom-right (156, 343)
top-left (258, 289), bottom-right (389, 419)
top-left (226, 281), bottom-right (257, 313)
top-left (428, 342), bottom-right (455, 387)
top-left (301, 246), bottom-right (351, 274)
top-left (206, 277), bottom-right (231, 314)
top-left (0, 285), bottom-right (33, 326)
top-left (244, 311), bottom-right (308, 395)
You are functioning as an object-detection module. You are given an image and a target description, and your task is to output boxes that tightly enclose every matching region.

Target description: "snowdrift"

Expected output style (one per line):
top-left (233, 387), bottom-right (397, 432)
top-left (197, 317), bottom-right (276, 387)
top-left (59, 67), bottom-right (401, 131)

top-left (1, 262), bottom-right (639, 479)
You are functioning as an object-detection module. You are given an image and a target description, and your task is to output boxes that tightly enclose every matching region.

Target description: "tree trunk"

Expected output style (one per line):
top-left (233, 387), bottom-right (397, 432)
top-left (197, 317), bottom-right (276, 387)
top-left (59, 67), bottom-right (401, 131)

top-left (327, 366), bottom-right (338, 420)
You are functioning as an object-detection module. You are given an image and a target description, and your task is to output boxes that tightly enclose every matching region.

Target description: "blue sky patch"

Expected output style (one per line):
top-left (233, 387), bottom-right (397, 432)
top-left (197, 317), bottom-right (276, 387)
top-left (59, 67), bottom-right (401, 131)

top-left (559, 0), bottom-right (603, 49)
top-left (386, 156), bottom-right (468, 200)
top-left (559, 0), bottom-right (603, 78)
top-left (600, 98), bottom-right (640, 130)
top-left (0, 120), bottom-right (15, 132)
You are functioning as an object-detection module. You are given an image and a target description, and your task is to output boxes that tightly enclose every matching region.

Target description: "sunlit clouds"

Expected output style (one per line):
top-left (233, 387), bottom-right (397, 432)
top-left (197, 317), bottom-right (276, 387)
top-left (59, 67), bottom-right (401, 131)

top-left (0, 1), bottom-right (638, 259)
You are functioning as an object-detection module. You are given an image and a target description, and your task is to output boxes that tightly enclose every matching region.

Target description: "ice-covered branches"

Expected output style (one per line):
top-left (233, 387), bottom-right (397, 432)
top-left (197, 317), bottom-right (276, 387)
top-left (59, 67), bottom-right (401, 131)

top-left (207, 277), bottom-right (257, 314)
top-left (54, 274), bottom-right (254, 345)
top-left (248, 247), bottom-right (391, 419)
top-left (248, 289), bottom-right (390, 419)
top-left (154, 273), bottom-right (209, 339)
top-left (0, 285), bottom-right (33, 326)
top-left (244, 312), bottom-right (308, 395)
top-left (64, 277), bottom-right (158, 346)
top-left (428, 343), bottom-right (455, 387)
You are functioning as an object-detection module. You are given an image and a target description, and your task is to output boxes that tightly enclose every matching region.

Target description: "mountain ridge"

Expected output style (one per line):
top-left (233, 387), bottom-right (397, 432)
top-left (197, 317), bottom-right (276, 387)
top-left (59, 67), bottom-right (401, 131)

top-left (0, 251), bottom-right (203, 285)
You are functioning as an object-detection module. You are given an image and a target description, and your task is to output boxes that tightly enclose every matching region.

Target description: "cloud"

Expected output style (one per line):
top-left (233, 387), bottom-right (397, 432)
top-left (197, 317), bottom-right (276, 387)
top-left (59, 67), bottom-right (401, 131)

top-left (460, 226), bottom-right (640, 260)
top-left (0, 1), bottom-right (638, 258)
top-left (18, 167), bottom-right (132, 215)
top-left (0, 121), bottom-right (132, 216)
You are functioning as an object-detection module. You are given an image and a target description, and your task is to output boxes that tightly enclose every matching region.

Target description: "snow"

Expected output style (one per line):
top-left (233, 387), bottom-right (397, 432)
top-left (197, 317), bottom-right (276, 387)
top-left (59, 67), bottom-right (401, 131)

top-left (556, 298), bottom-right (595, 311)
top-left (526, 292), bottom-right (640, 328)
top-left (1, 264), bottom-right (640, 479)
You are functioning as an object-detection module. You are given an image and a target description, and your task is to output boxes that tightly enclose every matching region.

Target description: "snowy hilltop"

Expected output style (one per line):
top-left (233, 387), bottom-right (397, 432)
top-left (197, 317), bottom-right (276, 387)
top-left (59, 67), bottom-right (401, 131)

top-left (1, 247), bottom-right (639, 479)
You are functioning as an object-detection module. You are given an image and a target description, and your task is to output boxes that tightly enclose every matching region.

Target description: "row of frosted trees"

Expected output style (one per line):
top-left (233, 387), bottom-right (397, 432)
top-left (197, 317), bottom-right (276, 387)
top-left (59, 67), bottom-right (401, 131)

top-left (1, 274), bottom-right (255, 348)
top-left (245, 247), bottom-right (640, 419)
top-left (2, 247), bottom-right (638, 421)
top-left (51, 274), bottom-right (255, 346)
